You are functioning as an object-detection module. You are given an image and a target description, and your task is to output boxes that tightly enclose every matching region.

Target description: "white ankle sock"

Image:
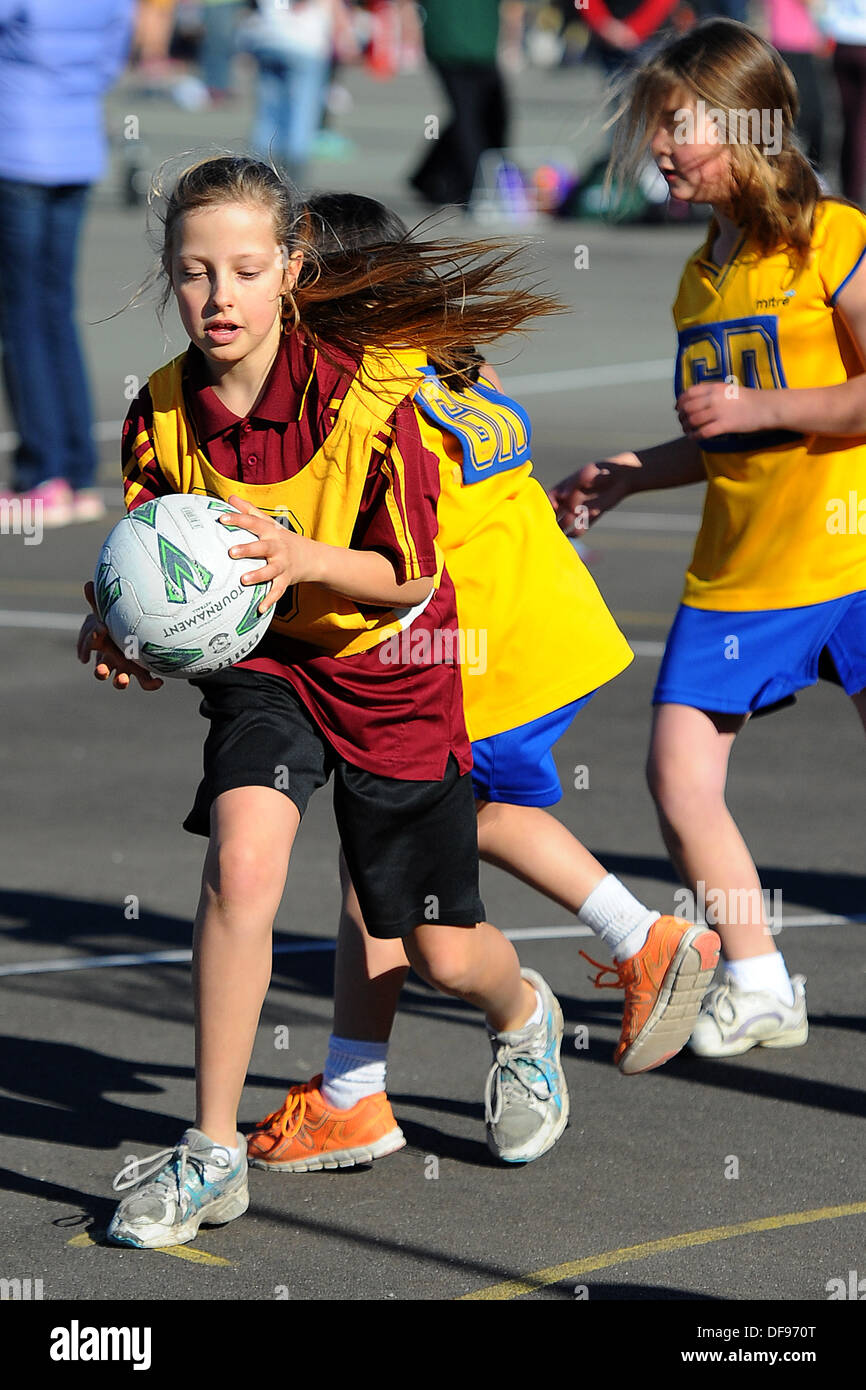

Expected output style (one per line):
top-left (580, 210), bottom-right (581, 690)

top-left (199, 1137), bottom-right (241, 1173)
top-left (522, 988), bottom-right (544, 1031)
top-left (726, 952), bottom-right (794, 1005)
top-left (321, 1035), bottom-right (388, 1110)
top-left (495, 988), bottom-right (544, 1038)
top-left (578, 874), bottom-right (660, 961)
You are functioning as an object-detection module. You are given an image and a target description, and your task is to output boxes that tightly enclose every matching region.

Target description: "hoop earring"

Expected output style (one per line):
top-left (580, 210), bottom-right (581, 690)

top-left (282, 289), bottom-right (300, 334)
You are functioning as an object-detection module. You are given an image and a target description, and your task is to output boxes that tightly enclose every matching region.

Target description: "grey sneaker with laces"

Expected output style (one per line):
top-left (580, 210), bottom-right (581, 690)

top-left (107, 1128), bottom-right (248, 1248)
top-left (689, 973), bottom-right (808, 1057)
top-left (484, 969), bottom-right (569, 1163)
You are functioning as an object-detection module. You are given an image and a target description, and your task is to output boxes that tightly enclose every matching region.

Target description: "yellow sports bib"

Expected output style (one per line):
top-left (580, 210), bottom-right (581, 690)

top-left (414, 369), bottom-right (633, 741)
top-left (135, 347), bottom-right (437, 657)
top-left (675, 200), bottom-right (866, 611)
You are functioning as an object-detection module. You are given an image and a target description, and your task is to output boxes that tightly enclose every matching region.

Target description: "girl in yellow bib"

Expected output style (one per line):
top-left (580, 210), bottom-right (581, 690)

top-left (242, 194), bottom-right (722, 1179)
top-left (553, 19), bottom-right (866, 1057)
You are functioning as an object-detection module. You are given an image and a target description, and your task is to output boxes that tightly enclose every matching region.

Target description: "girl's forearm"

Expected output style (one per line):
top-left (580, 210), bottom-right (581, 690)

top-left (307, 540), bottom-right (433, 608)
top-left (625, 435), bottom-right (706, 492)
top-left (764, 379), bottom-right (866, 437)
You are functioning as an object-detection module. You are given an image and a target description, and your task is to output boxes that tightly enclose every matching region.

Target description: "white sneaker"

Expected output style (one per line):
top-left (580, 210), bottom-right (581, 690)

top-left (484, 969), bottom-right (569, 1163)
top-left (107, 1129), bottom-right (248, 1248)
top-left (689, 973), bottom-right (808, 1057)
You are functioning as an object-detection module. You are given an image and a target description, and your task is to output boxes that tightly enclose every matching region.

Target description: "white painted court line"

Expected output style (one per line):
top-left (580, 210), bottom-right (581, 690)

top-left (0, 610), bottom-right (82, 631)
top-left (0, 613), bottom-right (666, 653)
top-left (0, 610), bottom-right (670, 653)
top-left (2, 916), bottom-right (863, 978)
top-left (599, 512), bottom-right (700, 532)
top-left (0, 358), bottom-right (676, 461)
top-left (0, 938), bottom-right (338, 977)
top-left (79, 489), bottom-right (703, 534)
top-left (505, 358), bottom-right (673, 396)
top-left (0, 420), bottom-right (124, 452)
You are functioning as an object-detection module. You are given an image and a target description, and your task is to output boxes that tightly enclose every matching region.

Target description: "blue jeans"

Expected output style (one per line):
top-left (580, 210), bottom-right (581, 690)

top-left (0, 180), bottom-right (97, 492)
top-left (200, 1), bottom-right (244, 93)
top-left (251, 48), bottom-right (330, 185)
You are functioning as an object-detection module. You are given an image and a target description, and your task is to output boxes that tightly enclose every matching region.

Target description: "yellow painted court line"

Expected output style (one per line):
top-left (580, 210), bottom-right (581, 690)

top-left (460, 1200), bottom-right (866, 1300)
top-left (67, 1231), bottom-right (231, 1267)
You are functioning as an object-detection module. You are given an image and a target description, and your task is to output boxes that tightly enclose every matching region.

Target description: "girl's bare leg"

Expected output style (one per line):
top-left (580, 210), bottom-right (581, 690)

top-left (194, 786), bottom-right (299, 1145)
top-left (475, 799), bottom-right (607, 911)
top-left (333, 849), bottom-right (408, 1042)
top-left (402, 919), bottom-right (535, 1033)
top-left (647, 702), bottom-right (777, 961)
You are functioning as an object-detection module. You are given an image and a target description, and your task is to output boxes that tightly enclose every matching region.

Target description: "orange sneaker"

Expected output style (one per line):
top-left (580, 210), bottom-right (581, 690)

top-left (580, 917), bottom-right (721, 1075)
top-left (246, 1076), bottom-right (406, 1172)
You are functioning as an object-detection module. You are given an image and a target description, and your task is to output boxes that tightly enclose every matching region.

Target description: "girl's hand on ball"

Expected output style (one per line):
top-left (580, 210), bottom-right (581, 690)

top-left (221, 494), bottom-right (318, 613)
top-left (77, 582), bottom-right (163, 692)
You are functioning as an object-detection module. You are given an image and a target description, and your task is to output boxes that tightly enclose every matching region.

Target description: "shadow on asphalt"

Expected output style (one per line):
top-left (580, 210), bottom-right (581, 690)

top-left (661, 1048), bottom-right (866, 1117)
top-left (595, 853), bottom-right (866, 916)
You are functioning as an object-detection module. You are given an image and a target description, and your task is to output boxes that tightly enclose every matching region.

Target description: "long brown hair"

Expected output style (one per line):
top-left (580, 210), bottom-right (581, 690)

top-left (608, 20), bottom-right (823, 259)
top-left (151, 155), bottom-right (565, 377)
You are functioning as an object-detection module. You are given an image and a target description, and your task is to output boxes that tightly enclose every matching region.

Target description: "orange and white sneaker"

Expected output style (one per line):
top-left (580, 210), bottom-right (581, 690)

top-left (580, 916), bottom-right (721, 1075)
top-left (246, 1076), bottom-right (406, 1172)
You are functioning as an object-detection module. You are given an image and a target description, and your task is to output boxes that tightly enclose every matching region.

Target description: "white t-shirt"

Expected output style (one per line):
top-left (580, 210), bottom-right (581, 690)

top-left (243, 0), bottom-right (333, 59)
top-left (817, 0), bottom-right (866, 44)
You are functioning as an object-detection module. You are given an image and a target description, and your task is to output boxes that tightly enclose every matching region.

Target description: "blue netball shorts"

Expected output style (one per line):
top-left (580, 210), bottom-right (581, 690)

top-left (470, 692), bottom-right (595, 806)
top-left (653, 592), bottom-right (866, 714)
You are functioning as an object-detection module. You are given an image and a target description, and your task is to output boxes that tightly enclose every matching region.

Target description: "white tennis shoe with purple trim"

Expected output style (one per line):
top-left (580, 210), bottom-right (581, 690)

top-left (689, 973), bottom-right (808, 1056)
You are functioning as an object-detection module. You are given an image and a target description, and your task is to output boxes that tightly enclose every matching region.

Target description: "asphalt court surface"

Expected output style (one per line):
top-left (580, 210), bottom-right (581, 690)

top-left (1, 58), bottom-right (864, 1328)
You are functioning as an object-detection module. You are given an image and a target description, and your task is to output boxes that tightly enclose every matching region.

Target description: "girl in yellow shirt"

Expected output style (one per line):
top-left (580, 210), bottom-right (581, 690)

top-left (553, 19), bottom-right (866, 1057)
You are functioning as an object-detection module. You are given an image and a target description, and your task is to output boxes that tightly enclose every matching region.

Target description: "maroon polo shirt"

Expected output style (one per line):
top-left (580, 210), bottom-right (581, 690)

top-left (121, 332), bottom-right (471, 780)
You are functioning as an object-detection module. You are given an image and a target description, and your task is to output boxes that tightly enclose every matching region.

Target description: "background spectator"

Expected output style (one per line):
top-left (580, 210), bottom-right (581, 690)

top-left (766, 0), bottom-right (825, 171)
top-left (0, 0), bottom-right (134, 524)
top-left (820, 0), bottom-right (866, 202)
top-left (199, 0), bottom-right (245, 103)
top-left (407, 0), bottom-right (507, 207)
top-left (241, 0), bottom-right (355, 186)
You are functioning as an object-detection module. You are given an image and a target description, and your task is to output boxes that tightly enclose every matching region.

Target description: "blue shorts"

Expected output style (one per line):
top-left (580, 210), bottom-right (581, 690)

top-left (653, 593), bottom-right (866, 714)
top-left (470, 693), bottom-right (595, 806)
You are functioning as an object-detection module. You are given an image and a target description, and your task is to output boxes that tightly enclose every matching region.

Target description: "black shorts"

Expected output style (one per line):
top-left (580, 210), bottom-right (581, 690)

top-left (183, 667), bottom-right (485, 939)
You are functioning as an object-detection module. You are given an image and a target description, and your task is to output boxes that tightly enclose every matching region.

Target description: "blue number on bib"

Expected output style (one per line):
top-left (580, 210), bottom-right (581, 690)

top-left (414, 366), bottom-right (532, 483)
top-left (675, 315), bottom-right (801, 451)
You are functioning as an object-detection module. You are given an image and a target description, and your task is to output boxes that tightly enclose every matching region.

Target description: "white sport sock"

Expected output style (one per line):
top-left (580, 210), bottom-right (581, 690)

top-left (520, 988), bottom-right (544, 1031)
top-left (726, 952), bottom-right (794, 1006)
top-left (579, 874), bottom-right (660, 961)
top-left (321, 1035), bottom-right (388, 1110)
top-left (198, 1137), bottom-right (241, 1174)
top-left (495, 988), bottom-right (544, 1038)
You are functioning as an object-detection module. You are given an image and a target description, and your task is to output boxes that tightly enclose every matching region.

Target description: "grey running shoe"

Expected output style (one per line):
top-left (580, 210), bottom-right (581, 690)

top-left (689, 974), bottom-right (808, 1057)
top-left (484, 969), bottom-right (569, 1163)
top-left (107, 1129), bottom-right (249, 1248)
